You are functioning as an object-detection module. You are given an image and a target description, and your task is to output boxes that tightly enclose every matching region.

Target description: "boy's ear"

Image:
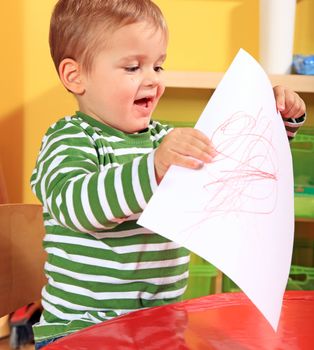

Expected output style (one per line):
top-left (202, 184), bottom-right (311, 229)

top-left (58, 58), bottom-right (85, 94)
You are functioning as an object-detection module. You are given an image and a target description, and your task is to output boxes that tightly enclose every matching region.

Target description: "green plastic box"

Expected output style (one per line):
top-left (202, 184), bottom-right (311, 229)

top-left (287, 265), bottom-right (314, 290)
top-left (222, 264), bottom-right (314, 292)
top-left (183, 253), bottom-right (218, 300)
top-left (291, 238), bottom-right (314, 267)
top-left (291, 127), bottom-right (314, 218)
top-left (222, 275), bottom-right (241, 293)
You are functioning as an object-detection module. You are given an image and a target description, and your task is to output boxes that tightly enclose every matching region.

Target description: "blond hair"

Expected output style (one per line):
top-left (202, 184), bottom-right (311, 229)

top-left (49, 0), bottom-right (168, 74)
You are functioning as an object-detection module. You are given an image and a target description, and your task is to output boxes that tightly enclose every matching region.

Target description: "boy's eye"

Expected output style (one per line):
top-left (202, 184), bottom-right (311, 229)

top-left (125, 66), bottom-right (139, 72)
top-left (154, 66), bottom-right (164, 72)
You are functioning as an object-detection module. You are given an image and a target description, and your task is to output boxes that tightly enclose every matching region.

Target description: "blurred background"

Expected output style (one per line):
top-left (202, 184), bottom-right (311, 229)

top-left (0, 0), bottom-right (313, 203)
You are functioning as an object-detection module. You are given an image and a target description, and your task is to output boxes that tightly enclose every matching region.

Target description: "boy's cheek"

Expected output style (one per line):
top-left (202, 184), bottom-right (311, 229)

top-left (157, 85), bottom-right (166, 100)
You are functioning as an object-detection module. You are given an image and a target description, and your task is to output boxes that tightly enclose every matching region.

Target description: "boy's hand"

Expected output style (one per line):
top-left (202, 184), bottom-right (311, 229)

top-left (273, 85), bottom-right (306, 119)
top-left (154, 128), bottom-right (216, 183)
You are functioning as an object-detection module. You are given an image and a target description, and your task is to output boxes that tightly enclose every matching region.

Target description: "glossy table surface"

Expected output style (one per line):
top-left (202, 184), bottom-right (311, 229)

top-left (45, 291), bottom-right (314, 350)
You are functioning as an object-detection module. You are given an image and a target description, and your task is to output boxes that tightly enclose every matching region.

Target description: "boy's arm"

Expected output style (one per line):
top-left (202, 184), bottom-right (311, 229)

top-left (31, 123), bottom-right (157, 234)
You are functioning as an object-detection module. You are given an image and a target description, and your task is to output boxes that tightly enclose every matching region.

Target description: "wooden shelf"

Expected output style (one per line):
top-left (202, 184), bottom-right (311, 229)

top-left (164, 71), bottom-right (314, 93)
top-left (295, 217), bottom-right (314, 224)
top-left (295, 218), bottom-right (314, 240)
top-left (164, 71), bottom-right (223, 90)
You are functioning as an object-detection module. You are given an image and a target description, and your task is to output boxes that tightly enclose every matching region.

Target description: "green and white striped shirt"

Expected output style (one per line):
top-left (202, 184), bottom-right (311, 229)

top-left (30, 111), bottom-right (190, 342)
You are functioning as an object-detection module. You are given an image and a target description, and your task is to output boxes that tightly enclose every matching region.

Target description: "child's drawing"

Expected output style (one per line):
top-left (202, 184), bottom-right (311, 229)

top-left (138, 49), bottom-right (295, 331)
top-left (180, 107), bottom-right (279, 235)
top-left (204, 108), bottom-right (277, 215)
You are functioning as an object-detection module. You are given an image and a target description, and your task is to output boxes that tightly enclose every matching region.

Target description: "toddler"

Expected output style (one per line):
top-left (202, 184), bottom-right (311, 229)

top-left (31, 0), bottom-right (306, 348)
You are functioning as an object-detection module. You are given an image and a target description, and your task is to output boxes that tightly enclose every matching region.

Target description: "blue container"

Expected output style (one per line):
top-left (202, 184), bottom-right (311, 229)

top-left (293, 55), bottom-right (314, 75)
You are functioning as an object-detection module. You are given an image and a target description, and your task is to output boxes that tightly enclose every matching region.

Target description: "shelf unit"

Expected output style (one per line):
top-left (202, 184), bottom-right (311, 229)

top-left (164, 71), bottom-right (314, 93)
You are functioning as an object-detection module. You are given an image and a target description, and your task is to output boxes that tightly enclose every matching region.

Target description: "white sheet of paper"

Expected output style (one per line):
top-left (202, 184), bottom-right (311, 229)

top-left (138, 49), bottom-right (294, 331)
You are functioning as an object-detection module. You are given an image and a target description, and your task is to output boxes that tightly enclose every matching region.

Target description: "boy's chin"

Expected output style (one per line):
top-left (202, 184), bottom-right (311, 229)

top-left (134, 118), bottom-right (151, 133)
top-left (120, 121), bottom-right (150, 134)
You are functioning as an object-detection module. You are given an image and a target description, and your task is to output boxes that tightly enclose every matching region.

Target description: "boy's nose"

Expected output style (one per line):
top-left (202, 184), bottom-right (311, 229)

top-left (143, 70), bottom-right (160, 87)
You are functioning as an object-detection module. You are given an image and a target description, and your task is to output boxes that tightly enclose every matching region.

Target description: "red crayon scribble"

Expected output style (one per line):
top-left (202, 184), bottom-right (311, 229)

top-left (181, 108), bottom-right (278, 234)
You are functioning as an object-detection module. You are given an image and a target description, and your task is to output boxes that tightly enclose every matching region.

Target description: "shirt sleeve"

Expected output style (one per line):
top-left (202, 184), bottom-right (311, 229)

top-left (30, 122), bottom-right (157, 234)
top-left (283, 113), bottom-right (306, 141)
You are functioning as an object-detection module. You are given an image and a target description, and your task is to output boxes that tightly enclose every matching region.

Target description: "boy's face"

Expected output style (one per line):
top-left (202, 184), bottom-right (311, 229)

top-left (77, 21), bottom-right (167, 133)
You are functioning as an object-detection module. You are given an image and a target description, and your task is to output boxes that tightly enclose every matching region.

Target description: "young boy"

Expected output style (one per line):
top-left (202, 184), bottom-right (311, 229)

top-left (31, 0), bottom-right (306, 348)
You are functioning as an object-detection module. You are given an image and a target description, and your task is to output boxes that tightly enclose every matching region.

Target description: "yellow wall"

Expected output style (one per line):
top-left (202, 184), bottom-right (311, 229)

top-left (0, 1), bottom-right (24, 202)
top-left (0, 0), bottom-right (313, 203)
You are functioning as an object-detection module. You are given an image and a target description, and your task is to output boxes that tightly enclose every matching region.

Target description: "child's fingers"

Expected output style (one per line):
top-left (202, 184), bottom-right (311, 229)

top-left (170, 128), bottom-right (216, 156)
top-left (170, 151), bottom-right (205, 169)
top-left (154, 128), bottom-right (217, 182)
top-left (175, 135), bottom-right (215, 161)
top-left (185, 128), bottom-right (212, 145)
top-left (158, 130), bottom-right (216, 169)
top-left (280, 89), bottom-right (297, 117)
top-left (168, 128), bottom-right (210, 147)
top-left (273, 85), bottom-right (285, 112)
top-left (297, 99), bottom-right (306, 118)
top-left (281, 93), bottom-right (306, 119)
top-left (154, 147), bottom-right (203, 183)
top-left (176, 140), bottom-right (214, 163)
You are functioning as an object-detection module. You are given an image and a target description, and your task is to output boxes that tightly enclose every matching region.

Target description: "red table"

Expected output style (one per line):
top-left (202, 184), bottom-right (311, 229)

top-left (45, 291), bottom-right (314, 350)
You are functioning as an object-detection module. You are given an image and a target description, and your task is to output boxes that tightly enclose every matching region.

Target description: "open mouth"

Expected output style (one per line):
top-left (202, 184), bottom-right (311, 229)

top-left (134, 97), bottom-right (153, 108)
